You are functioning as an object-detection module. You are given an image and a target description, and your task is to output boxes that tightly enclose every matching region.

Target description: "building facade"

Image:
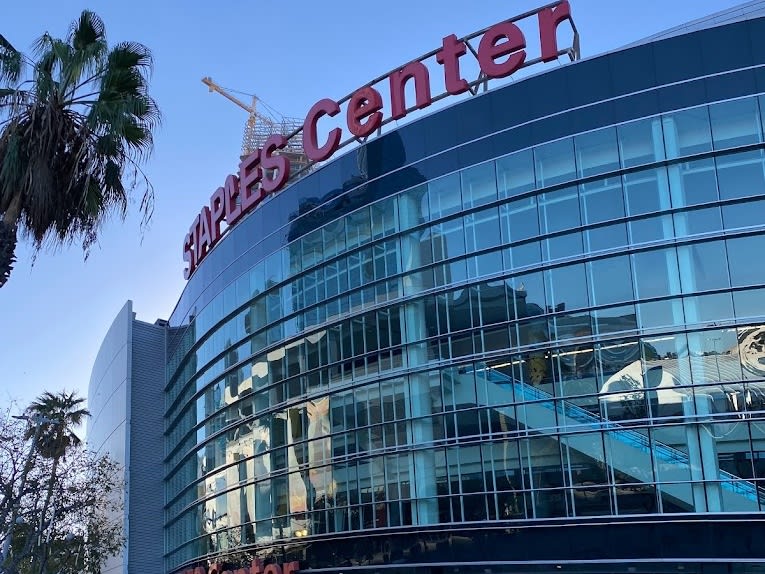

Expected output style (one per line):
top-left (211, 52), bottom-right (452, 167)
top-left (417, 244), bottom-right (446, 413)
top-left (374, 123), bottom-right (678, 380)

top-left (92, 2), bottom-right (765, 573)
top-left (87, 301), bottom-right (166, 574)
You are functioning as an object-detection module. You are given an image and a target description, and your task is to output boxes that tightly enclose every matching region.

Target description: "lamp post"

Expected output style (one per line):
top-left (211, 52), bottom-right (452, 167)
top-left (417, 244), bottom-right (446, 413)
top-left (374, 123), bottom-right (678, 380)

top-left (0, 414), bottom-right (60, 567)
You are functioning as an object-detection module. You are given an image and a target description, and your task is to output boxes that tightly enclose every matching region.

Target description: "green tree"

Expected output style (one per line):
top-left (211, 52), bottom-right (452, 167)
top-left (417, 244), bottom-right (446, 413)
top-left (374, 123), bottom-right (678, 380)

top-left (0, 10), bottom-right (160, 287)
top-left (0, 404), bottom-right (124, 574)
top-left (24, 391), bottom-right (89, 459)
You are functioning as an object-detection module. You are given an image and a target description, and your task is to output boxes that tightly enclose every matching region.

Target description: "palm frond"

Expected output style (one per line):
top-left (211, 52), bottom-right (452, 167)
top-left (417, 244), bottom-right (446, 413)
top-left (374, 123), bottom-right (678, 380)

top-left (0, 11), bottom-right (159, 286)
top-left (0, 34), bottom-right (22, 84)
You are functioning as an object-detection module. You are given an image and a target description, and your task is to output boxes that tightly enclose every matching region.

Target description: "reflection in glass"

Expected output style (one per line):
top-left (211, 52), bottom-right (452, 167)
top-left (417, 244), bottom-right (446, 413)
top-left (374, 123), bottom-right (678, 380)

top-left (534, 138), bottom-right (576, 188)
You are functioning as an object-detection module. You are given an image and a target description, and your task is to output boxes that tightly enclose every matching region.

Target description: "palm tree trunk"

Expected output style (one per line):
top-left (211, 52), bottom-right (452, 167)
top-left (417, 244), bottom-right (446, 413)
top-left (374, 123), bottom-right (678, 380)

top-left (2, 192), bottom-right (21, 225)
top-left (32, 456), bottom-right (59, 574)
top-left (0, 193), bottom-right (20, 287)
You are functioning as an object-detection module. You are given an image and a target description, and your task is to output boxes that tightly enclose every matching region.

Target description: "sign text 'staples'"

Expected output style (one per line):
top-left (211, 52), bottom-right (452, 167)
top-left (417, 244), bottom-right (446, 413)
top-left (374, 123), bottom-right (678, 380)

top-left (183, 1), bottom-right (574, 279)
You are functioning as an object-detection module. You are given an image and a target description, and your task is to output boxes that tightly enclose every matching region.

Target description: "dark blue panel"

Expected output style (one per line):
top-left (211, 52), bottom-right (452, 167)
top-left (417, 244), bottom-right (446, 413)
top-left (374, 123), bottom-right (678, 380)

top-left (456, 93), bottom-right (496, 143)
top-left (397, 122), bottom-right (425, 164)
top-left (527, 69), bottom-right (571, 121)
top-left (611, 91), bottom-right (660, 125)
top-left (416, 147), bottom-right (461, 182)
top-left (657, 78), bottom-right (707, 112)
top-left (652, 31), bottom-right (703, 86)
top-left (530, 113), bottom-right (573, 148)
top-left (564, 56), bottom-right (613, 108)
top-left (423, 105), bottom-right (462, 156)
top-left (457, 136), bottom-right (494, 169)
top-left (748, 18), bottom-right (765, 65)
top-left (755, 66), bottom-right (765, 94)
top-left (492, 78), bottom-right (532, 129)
top-left (701, 21), bottom-right (753, 74)
top-left (608, 43), bottom-right (657, 97)
top-left (705, 67), bottom-right (757, 102)
top-left (566, 100), bottom-right (615, 135)
top-left (490, 122), bottom-right (533, 158)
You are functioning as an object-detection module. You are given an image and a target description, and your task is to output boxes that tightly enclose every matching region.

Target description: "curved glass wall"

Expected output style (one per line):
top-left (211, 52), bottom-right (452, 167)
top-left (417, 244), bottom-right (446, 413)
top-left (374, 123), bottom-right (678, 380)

top-left (163, 15), bottom-right (765, 572)
top-left (165, 92), bottom-right (765, 570)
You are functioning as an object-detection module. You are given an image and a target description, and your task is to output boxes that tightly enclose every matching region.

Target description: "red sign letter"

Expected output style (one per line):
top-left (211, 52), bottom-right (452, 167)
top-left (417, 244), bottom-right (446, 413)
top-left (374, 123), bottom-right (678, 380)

top-left (282, 562), bottom-right (300, 574)
top-left (347, 86), bottom-right (383, 138)
top-left (389, 61), bottom-right (432, 120)
top-left (539, 0), bottom-right (571, 62)
top-left (436, 34), bottom-right (469, 95)
top-left (238, 151), bottom-right (264, 214)
top-left (196, 206), bottom-right (213, 260)
top-left (183, 232), bottom-right (195, 280)
top-left (209, 186), bottom-right (226, 244)
top-left (303, 98), bottom-right (341, 161)
top-left (261, 134), bottom-right (290, 194)
top-left (478, 22), bottom-right (526, 79)
top-left (224, 175), bottom-right (242, 225)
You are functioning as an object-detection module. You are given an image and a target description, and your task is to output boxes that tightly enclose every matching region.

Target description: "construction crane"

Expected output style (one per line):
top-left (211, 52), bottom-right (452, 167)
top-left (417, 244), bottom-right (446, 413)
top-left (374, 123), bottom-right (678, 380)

top-left (201, 76), bottom-right (309, 173)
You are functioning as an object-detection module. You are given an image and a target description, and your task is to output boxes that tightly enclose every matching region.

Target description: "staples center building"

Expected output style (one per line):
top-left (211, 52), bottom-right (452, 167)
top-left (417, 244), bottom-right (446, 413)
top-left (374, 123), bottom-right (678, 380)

top-left (89, 2), bottom-right (765, 573)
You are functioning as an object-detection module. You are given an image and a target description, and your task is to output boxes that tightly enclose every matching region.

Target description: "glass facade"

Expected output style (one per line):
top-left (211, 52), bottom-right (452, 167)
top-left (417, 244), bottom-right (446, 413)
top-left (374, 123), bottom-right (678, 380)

top-left (160, 13), bottom-right (765, 574)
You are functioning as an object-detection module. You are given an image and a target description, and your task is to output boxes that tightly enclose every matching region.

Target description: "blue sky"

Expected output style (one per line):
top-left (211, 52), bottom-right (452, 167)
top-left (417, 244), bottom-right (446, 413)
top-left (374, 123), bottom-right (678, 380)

top-left (0, 0), bottom-right (748, 417)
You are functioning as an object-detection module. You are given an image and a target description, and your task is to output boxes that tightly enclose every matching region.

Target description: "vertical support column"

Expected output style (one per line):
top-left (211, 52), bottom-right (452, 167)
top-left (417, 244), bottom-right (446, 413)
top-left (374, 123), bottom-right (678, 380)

top-left (695, 393), bottom-right (722, 512)
top-left (660, 117), bottom-right (693, 387)
top-left (399, 191), bottom-right (438, 525)
top-left (683, 394), bottom-right (709, 511)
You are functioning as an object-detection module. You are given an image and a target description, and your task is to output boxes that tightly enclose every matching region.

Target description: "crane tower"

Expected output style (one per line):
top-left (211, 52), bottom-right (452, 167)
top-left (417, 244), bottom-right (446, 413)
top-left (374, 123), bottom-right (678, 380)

top-left (201, 77), bottom-right (310, 174)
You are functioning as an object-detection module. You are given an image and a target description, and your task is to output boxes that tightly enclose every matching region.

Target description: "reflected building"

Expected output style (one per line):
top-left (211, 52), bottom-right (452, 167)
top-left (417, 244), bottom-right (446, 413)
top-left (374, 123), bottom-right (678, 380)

top-left (91, 3), bottom-right (765, 574)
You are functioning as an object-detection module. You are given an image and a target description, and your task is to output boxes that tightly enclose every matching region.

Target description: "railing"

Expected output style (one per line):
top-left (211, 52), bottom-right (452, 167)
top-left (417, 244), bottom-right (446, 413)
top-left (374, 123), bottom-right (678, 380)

top-left (476, 365), bottom-right (763, 503)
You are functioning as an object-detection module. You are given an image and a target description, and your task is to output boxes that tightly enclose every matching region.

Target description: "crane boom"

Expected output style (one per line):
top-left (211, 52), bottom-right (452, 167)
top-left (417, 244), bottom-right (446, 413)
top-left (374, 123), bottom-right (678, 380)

top-left (201, 75), bottom-right (309, 174)
top-left (201, 76), bottom-right (254, 114)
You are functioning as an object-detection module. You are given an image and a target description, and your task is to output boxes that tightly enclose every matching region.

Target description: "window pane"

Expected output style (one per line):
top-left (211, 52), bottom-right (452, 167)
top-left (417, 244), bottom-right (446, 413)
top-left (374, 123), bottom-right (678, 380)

top-left (535, 138), bottom-right (576, 188)
top-left (431, 219), bottom-right (466, 262)
top-left (733, 288), bottom-right (765, 319)
top-left (618, 117), bottom-right (665, 168)
top-left (593, 304), bottom-right (637, 336)
top-left (716, 149), bottom-right (765, 200)
top-left (723, 198), bottom-right (765, 229)
top-left (504, 241), bottom-right (541, 270)
top-left (398, 184), bottom-right (428, 229)
top-left (637, 299), bottom-right (685, 330)
top-left (727, 235), bottom-right (765, 287)
top-left (544, 231), bottom-right (583, 261)
top-left (497, 149), bottom-right (535, 199)
top-left (510, 271), bottom-right (546, 318)
top-left (579, 178), bottom-right (624, 225)
top-left (588, 256), bottom-right (634, 306)
top-left (428, 173), bottom-right (462, 219)
top-left (624, 167), bottom-right (670, 216)
top-left (683, 292), bottom-right (734, 324)
top-left (539, 186), bottom-right (580, 234)
top-left (662, 107), bottom-right (712, 158)
top-left (545, 263), bottom-right (589, 312)
top-left (585, 222), bottom-right (629, 252)
top-left (668, 158), bottom-right (718, 207)
top-left (464, 207), bottom-right (501, 252)
top-left (632, 248), bottom-right (681, 299)
top-left (673, 206), bottom-right (722, 238)
top-left (628, 215), bottom-right (675, 244)
top-left (500, 196), bottom-right (539, 243)
top-left (709, 97), bottom-right (762, 149)
top-left (461, 162), bottom-right (497, 209)
top-left (677, 240), bottom-right (730, 292)
top-left (575, 127), bottom-right (620, 177)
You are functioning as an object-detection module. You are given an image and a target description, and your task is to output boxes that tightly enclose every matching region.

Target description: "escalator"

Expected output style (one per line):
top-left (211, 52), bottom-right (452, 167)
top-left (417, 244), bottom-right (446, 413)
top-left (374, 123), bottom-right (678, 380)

top-left (449, 364), bottom-right (764, 512)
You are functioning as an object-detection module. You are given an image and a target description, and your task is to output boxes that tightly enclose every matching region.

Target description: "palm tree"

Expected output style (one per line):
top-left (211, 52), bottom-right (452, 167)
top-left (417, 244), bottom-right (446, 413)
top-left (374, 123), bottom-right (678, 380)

top-left (24, 390), bottom-right (89, 459)
top-left (18, 391), bottom-right (90, 574)
top-left (0, 10), bottom-right (160, 287)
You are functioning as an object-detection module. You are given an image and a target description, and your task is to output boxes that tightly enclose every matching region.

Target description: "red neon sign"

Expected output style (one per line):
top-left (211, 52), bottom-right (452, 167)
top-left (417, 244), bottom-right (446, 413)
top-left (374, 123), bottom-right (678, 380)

top-left (180, 559), bottom-right (299, 574)
top-left (183, 1), bottom-right (576, 279)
